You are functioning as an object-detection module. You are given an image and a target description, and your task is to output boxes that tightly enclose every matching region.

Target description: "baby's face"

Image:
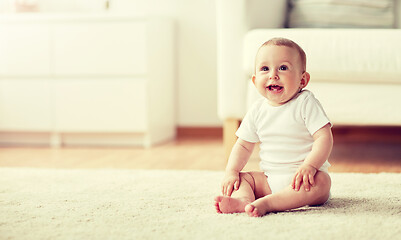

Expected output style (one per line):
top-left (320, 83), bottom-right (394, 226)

top-left (252, 45), bottom-right (309, 106)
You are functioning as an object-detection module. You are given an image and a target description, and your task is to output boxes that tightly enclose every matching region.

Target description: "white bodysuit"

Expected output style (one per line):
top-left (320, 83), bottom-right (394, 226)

top-left (236, 90), bottom-right (331, 194)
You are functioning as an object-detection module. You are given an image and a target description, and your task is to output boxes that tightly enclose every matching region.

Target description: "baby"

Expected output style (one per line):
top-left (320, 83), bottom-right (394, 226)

top-left (214, 37), bottom-right (333, 217)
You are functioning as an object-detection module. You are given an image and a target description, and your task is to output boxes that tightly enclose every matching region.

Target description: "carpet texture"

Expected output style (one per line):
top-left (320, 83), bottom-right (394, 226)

top-left (0, 168), bottom-right (400, 240)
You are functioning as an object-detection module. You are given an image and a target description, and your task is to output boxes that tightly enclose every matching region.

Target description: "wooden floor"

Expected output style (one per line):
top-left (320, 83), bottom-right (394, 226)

top-left (0, 127), bottom-right (400, 173)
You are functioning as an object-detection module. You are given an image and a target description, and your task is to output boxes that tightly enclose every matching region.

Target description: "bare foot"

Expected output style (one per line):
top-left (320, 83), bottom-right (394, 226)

top-left (214, 196), bottom-right (250, 214)
top-left (245, 204), bottom-right (263, 217)
top-left (245, 198), bottom-right (270, 217)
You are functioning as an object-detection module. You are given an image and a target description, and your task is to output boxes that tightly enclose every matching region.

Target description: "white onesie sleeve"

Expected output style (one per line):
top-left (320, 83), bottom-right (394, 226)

top-left (235, 99), bottom-right (262, 143)
top-left (301, 93), bottom-right (332, 136)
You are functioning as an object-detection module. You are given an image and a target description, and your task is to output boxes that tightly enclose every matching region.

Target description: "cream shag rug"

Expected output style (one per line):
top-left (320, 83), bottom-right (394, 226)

top-left (0, 168), bottom-right (400, 240)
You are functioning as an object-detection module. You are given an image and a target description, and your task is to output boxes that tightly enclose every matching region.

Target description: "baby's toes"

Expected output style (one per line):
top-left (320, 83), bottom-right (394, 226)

top-left (245, 204), bottom-right (255, 216)
top-left (214, 198), bottom-right (222, 213)
top-left (245, 204), bottom-right (261, 217)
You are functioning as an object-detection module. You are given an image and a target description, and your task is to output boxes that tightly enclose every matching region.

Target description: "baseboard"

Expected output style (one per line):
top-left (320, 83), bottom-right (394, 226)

top-left (176, 126), bottom-right (401, 142)
top-left (0, 132), bottom-right (51, 147)
top-left (1, 126), bottom-right (398, 146)
top-left (0, 131), bottom-right (176, 148)
top-left (332, 126), bottom-right (401, 143)
top-left (177, 127), bottom-right (223, 139)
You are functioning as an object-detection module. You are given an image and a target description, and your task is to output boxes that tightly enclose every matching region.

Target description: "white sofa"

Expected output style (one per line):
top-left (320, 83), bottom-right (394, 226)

top-left (216, 0), bottom-right (401, 157)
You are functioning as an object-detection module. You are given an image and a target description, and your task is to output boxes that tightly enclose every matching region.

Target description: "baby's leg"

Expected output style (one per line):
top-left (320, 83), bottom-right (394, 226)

top-left (245, 171), bottom-right (331, 217)
top-left (215, 172), bottom-right (270, 214)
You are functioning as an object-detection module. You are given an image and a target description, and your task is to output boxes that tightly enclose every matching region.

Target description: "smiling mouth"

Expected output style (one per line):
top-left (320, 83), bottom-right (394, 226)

top-left (267, 85), bottom-right (284, 92)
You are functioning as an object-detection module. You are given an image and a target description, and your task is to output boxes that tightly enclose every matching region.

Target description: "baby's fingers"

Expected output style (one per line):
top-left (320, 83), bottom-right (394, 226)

top-left (234, 180), bottom-right (239, 191)
top-left (223, 183), bottom-right (230, 196)
top-left (229, 180), bottom-right (240, 196)
top-left (291, 174), bottom-right (297, 189)
top-left (226, 183), bottom-right (234, 196)
top-left (309, 174), bottom-right (315, 187)
top-left (294, 173), bottom-right (302, 191)
top-left (303, 174), bottom-right (310, 192)
top-left (228, 183), bottom-right (234, 196)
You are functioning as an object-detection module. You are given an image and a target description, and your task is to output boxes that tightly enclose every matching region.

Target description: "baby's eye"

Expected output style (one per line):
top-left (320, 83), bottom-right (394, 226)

top-left (279, 65), bottom-right (288, 71)
top-left (261, 66), bottom-right (269, 71)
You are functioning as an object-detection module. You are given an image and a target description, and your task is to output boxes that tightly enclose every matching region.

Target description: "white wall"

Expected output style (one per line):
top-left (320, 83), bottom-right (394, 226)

top-left (0, 0), bottom-right (221, 127)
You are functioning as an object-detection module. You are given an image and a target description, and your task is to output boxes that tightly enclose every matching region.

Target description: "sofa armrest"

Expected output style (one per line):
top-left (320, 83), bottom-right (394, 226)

top-left (216, 0), bottom-right (247, 120)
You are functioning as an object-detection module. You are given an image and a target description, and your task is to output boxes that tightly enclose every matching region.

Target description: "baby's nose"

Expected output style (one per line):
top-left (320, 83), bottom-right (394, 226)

top-left (269, 73), bottom-right (279, 80)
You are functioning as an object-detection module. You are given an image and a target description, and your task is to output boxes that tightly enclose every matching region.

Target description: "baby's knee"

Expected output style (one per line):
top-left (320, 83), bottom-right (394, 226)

top-left (314, 171), bottom-right (331, 192)
top-left (239, 172), bottom-right (252, 182)
top-left (309, 172), bottom-right (331, 205)
top-left (239, 172), bottom-right (255, 188)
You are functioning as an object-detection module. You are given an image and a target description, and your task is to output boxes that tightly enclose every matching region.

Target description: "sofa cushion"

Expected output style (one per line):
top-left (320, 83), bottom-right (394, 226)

top-left (288, 0), bottom-right (395, 28)
top-left (243, 28), bottom-right (401, 84)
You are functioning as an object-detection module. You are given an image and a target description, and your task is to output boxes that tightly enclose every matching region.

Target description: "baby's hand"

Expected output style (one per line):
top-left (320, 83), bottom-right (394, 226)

top-left (221, 171), bottom-right (240, 196)
top-left (292, 164), bottom-right (317, 192)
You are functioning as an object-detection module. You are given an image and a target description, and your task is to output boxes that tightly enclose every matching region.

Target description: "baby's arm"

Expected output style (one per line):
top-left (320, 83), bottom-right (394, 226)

top-left (292, 123), bottom-right (333, 192)
top-left (222, 138), bottom-right (255, 196)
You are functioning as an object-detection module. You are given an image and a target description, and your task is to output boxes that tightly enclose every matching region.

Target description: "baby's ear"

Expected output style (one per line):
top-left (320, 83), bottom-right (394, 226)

top-left (300, 72), bottom-right (310, 88)
top-left (252, 75), bottom-right (256, 85)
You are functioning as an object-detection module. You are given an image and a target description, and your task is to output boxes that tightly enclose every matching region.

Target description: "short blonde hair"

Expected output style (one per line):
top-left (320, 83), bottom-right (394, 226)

top-left (260, 37), bottom-right (307, 72)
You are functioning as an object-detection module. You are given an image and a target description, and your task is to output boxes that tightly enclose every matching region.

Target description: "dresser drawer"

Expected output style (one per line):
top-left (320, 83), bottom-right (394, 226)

top-left (0, 79), bottom-right (52, 131)
top-left (52, 21), bottom-right (148, 76)
top-left (0, 23), bottom-right (51, 76)
top-left (54, 78), bottom-right (148, 132)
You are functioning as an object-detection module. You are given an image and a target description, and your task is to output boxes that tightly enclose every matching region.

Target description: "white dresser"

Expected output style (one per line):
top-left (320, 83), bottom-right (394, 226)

top-left (0, 14), bottom-right (176, 147)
